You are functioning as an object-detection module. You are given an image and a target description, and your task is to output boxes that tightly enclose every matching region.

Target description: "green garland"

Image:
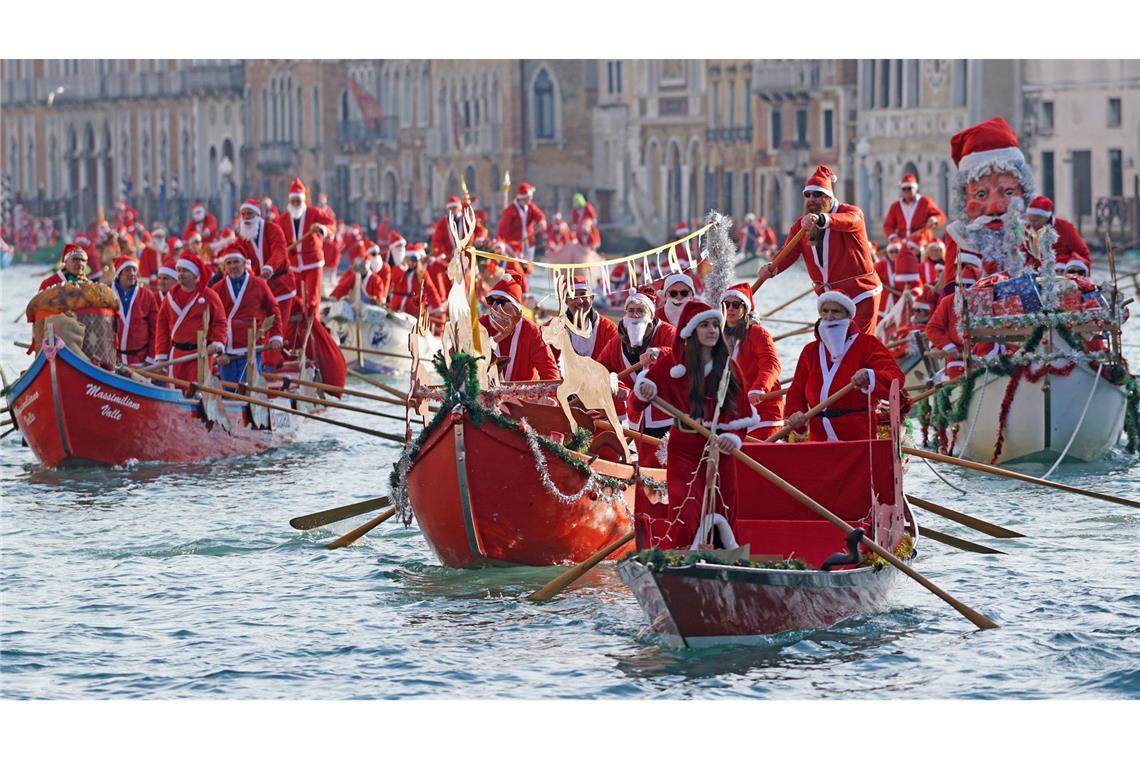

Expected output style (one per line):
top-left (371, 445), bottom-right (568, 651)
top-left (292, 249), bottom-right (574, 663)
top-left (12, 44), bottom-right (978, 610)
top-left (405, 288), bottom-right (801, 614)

top-left (637, 548), bottom-right (810, 571)
top-left (1124, 375), bottom-right (1140, 455)
top-left (389, 352), bottom-right (667, 497)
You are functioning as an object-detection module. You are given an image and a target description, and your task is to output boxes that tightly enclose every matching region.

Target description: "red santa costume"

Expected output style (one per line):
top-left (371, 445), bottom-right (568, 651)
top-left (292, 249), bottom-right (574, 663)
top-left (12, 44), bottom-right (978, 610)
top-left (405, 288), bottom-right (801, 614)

top-left (923, 289), bottom-right (1003, 380)
top-left (331, 245), bottom-right (390, 304)
top-left (38, 244), bottom-right (90, 291)
top-left (919, 239), bottom-right (947, 286)
top-left (1027, 196), bottom-right (1092, 272)
top-left (429, 196), bottom-right (464, 256)
top-left (563, 277), bottom-right (619, 362)
top-left (495, 182), bottom-right (547, 263)
top-left (154, 252), bottom-right (228, 383)
top-left (882, 173), bottom-right (947, 247)
top-left (627, 299), bottom-right (759, 550)
top-left (548, 213), bottom-right (573, 248)
top-left (340, 225), bottom-right (367, 269)
top-left (138, 230), bottom-right (171, 290)
top-left (785, 292), bottom-right (909, 442)
top-left (111, 257), bottom-right (159, 367)
top-left (720, 283), bottom-right (783, 432)
top-left (387, 242), bottom-right (445, 319)
top-left (768, 166), bottom-right (883, 333)
top-left (477, 273), bottom-right (560, 382)
top-left (571, 200), bottom-right (601, 248)
top-left (183, 202), bottom-right (218, 244)
top-left (277, 178), bottom-right (335, 317)
top-left (211, 246), bottom-right (284, 360)
top-left (234, 199), bottom-right (296, 344)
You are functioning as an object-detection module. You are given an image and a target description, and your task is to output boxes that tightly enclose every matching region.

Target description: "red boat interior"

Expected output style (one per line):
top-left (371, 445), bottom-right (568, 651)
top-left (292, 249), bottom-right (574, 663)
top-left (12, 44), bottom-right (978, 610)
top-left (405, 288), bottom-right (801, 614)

top-left (636, 439), bottom-right (899, 568)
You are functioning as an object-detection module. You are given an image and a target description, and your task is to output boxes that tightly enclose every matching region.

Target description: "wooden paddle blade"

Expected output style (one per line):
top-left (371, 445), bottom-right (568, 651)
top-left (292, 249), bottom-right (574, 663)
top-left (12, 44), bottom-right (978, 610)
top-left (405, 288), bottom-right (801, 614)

top-left (906, 494), bottom-right (1025, 539)
top-left (528, 530), bottom-right (635, 602)
top-left (325, 506), bottom-right (398, 549)
top-left (920, 526), bottom-right (1005, 555)
top-left (290, 495), bottom-right (391, 530)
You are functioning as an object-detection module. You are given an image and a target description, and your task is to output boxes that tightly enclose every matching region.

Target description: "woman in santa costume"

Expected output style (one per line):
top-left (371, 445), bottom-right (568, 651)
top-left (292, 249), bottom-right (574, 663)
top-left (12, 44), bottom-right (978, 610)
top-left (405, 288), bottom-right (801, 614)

top-left (754, 165), bottom-right (883, 334)
top-left (154, 252), bottom-right (228, 384)
top-left (719, 283), bottom-right (783, 434)
top-left (478, 272), bottom-right (559, 382)
top-left (919, 239), bottom-right (946, 287)
top-left (595, 286), bottom-right (676, 463)
top-left (210, 245), bottom-right (285, 383)
top-left (628, 299), bottom-right (758, 550)
top-left (882, 172), bottom-right (946, 248)
top-left (1026, 195), bottom-right (1092, 272)
top-left (111, 256), bottom-right (159, 367)
top-left (785, 292), bottom-right (909, 442)
top-left (276, 178), bottom-right (336, 318)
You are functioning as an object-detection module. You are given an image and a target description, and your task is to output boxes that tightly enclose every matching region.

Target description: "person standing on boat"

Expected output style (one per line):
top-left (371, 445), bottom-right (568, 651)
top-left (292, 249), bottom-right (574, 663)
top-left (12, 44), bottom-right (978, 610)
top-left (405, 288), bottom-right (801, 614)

top-left (138, 225), bottom-right (171, 291)
top-left (882, 173), bottom-right (946, 250)
top-left (754, 166), bottom-right (883, 334)
top-left (720, 283), bottom-right (783, 435)
top-left (1026, 195), bottom-right (1092, 273)
top-left (495, 182), bottom-right (545, 298)
top-left (571, 193), bottom-right (602, 249)
top-left (38, 244), bottom-right (91, 291)
top-left (277, 178), bottom-right (336, 321)
top-left (154, 252), bottom-right (228, 384)
top-left (561, 275), bottom-right (618, 361)
top-left (387, 242), bottom-right (445, 321)
top-left (235, 199), bottom-right (296, 357)
top-left (596, 287), bottom-right (675, 464)
top-left (656, 272), bottom-right (696, 327)
top-left (211, 246), bottom-right (284, 383)
top-left (784, 293), bottom-right (908, 442)
top-left (111, 256), bottom-right (159, 368)
top-left (628, 299), bottom-right (758, 550)
top-left (479, 272), bottom-right (559, 382)
top-left (183, 201), bottom-right (218, 246)
top-left (429, 196), bottom-right (464, 257)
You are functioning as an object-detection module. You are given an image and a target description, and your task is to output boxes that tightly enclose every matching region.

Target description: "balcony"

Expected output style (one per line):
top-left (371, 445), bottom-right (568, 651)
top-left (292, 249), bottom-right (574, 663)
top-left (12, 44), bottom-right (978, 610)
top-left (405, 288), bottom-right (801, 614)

top-left (184, 64), bottom-right (245, 96)
top-left (2, 79), bottom-right (33, 106)
top-left (705, 126), bottom-right (753, 143)
top-left (752, 62), bottom-right (821, 101)
top-left (337, 116), bottom-right (398, 151)
top-left (256, 141), bottom-right (294, 173)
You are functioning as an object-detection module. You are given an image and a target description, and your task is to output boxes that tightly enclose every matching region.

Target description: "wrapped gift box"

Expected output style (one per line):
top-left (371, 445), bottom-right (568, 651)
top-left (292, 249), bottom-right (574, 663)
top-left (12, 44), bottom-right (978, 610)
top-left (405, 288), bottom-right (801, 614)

top-left (993, 273), bottom-right (1042, 312)
top-left (992, 296), bottom-right (1024, 316)
top-left (1081, 289), bottom-right (1108, 312)
top-left (1059, 293), bottom-right (1083, 312)
top-left (965, 287), bottom-right (994, 317)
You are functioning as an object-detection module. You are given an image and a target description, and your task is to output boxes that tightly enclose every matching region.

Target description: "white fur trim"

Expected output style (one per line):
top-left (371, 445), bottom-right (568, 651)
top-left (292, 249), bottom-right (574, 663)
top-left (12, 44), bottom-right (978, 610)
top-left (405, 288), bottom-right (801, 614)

top-left (679, 308), bottom-right (723, 339)
top-left (626, 292), bottom-right (655, 312)
top-left (817, 291), bottom-right (856, 317)
top-left (662, 273), bottom-right (694, 293)
top-left (717, 432), bottom-right (742, 450)
top-left (720, 290), bottom-right (753, 311)
top-left (210, 341), bottom-right (225, 352)
top-left (957, 146), bottom-right (1027, 176)
top-left (860, 368), bottom-right (876, 395)
top-left (240, 201), bottom-right (261, 216)
top-left (158, 266), bottom-right (179, 279)
top-left (913, 302), bottom-right (932, 311)
top-left (819, 213), bottom-right (830, 229)
top-left (485, 288), bottom-right (522, 309)
top-left (220, 251), bottom-right (247, 264)
top-left (709, 409), bottom-right (762, 432)
top-left (669, 363), bottom-right (686, 378)
top-left (893, 273), bottom-right (920, 283)
top-left (633, 377), bottom-right (658, 401)
top-left (115, 259), bottom-right (139, 277)
top-left (1027, 207), bottom-right (1051, 219)
top-left (175, 258), bottom-right (200, 277)
top-left (803, 184), bottom-right (834, 198)
top-left (1065, 260), bottom-right (1089, 274)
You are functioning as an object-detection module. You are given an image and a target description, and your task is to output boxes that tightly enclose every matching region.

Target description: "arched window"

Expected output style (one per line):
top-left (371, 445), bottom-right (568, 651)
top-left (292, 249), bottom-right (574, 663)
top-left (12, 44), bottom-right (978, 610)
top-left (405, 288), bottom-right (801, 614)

top-left (341, 90), bottom-right (350, 125)
top-left (262, 88), bottom-right (269, 140)
top-left (533, 69), bottom-right (555, 140)
top-left (464, 165), bottom-right (476, 197)
top-left (418, 69), bottom-right (430, 126)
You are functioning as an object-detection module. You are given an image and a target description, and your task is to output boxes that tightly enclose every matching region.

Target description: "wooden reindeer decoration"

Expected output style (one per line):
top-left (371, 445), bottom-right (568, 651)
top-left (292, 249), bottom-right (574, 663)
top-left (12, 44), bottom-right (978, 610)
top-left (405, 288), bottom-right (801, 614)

top-left (540, 274), bottom-right (630, 462)
top-left (443, 204), bottom-right (497, 390)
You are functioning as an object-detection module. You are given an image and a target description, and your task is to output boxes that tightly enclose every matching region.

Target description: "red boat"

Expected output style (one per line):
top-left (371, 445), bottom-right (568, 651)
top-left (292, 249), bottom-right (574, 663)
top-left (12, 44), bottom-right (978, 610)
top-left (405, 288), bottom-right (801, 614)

top-left (404, 401), bottom-right (665, 568)
top-left (618, 391), bottom-right (918, 647)
top-left (3, 337), bottom-right (299, 468)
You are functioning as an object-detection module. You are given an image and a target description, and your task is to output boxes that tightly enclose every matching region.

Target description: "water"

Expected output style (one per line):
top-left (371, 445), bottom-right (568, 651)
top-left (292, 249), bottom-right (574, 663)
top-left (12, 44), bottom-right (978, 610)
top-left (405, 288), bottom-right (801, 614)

top-left (2, 258), bottom-right (1139, 702)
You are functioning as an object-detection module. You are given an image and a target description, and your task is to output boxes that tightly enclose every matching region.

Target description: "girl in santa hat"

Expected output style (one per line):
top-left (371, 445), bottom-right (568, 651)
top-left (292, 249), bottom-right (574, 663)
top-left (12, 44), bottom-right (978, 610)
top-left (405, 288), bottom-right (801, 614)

top-left (719, 283), bottom-right (783, 434)
top-left (628, 299), bottom-right (759, 551)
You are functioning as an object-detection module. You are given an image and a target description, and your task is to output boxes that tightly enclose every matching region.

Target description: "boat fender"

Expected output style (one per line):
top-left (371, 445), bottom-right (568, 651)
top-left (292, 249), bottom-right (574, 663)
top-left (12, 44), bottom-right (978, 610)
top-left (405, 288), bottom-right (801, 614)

top-left (821, 528), bottom-right (865, 572)
top-left (690, 514), bottom-right (740, 551)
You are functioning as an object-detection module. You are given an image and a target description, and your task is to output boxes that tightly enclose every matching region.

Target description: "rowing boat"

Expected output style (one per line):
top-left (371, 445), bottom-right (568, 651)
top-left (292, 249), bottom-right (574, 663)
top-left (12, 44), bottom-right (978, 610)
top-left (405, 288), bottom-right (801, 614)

top-left (321, 300), bottom-right (441, 375)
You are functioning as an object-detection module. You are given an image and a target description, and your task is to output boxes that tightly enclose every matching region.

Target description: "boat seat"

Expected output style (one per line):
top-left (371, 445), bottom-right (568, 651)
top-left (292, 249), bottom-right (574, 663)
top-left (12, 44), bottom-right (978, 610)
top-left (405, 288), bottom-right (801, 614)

top-left (732, 518), bottom-right (872, 569)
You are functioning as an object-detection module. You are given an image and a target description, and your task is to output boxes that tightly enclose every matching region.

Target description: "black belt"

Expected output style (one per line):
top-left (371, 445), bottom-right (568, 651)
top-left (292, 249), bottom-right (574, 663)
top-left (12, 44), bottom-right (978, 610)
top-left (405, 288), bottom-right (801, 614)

top-left (818, 407), bottom-right (865, 419)
top-left (123, 344), bottom-right (148, 354)
top-left (173, 341), bottom-right (197, 351)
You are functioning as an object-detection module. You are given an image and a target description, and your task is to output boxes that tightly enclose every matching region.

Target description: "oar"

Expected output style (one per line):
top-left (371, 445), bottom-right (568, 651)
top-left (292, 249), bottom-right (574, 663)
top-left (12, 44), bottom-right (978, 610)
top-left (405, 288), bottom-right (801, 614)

top-left (262, 371), bottom-right (411, 408)
top-left (334, 343), bottom-right (413, 361)
top-left (750, 386), bottom-right (790, 403)
top-left (920, 525), bottom-right (1005, 555)
top-left (325, 506), bottom-right (399, 549)
top-left (346, 368), bottom-right (409, 401)
top-left (759, 315), bottom-right (815, 327)
top-left (906, 493), bottom-right (1024, 539)
top-left (291, 495), bottom-right (392, 530)
top-left (652, 397), bottom-right (999, 630)
top-left (217, 378), bottom-right (419, 424)
top-left (528, 530), bottom-right (635, 602)
top-left (773, 324), bottom-right (814, 342)
top-left (764, 382), bottom-right (856, 442)
top-left (130, 366), bottom-right (408, 443)
top-left (903, 446), bottom-right (1140, 511)
top-left (759, 285), bottom-right (815, 318)
top-left (751, 228), bottom-right (809, 295)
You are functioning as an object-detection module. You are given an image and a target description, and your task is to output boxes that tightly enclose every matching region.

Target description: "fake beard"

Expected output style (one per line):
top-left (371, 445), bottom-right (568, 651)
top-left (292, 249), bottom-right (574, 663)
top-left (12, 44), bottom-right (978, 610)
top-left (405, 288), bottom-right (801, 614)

top-left (818, 318), bottom-right (852, 359)
top-left (389, 247), bottom-right (406, 267)
top-left (153, 240), bottom-right (168, 254)
top-left (368, 256), bottom-right (384, 273)
top-left (238, 220), bottom-right (260, 241)
top-left (192, 210), bottom-right (205, 222)
top-left (961, 198), bottom-right (1027, 272)
top-left (288, 203), bottom-right (306, 221)
top-left (663, 298), bottom-right (689, 325)
top-left (623, 315), bottom-right (650, 348)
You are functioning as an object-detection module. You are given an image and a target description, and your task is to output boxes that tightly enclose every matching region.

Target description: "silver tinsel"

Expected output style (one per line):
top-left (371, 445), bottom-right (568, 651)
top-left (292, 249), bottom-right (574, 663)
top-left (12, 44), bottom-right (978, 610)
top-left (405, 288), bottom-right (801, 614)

top-left (391, 444), bottom-right (416, 526)
top-left (1001, 197), bottom-right (1028, 278)
top-left (701, 210), bottom-right (738, 305)
top-left (519, 418), bottom-right (628, 509)
top-left (1036, 225), bottom-right (1060, 310)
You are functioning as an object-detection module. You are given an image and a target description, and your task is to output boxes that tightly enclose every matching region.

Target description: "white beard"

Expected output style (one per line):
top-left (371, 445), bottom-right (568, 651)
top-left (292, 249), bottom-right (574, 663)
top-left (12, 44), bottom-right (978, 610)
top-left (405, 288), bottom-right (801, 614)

top-left (289, 204), bottom-right (306, 221)
top-left (193, 212), bottom-right (205, 222)
top-left (662, 299), bottom-right (689, 326)
top-left (238, 220), bottom-right (260, 241)
top-left (368, 257), bottom-right (383, 273)
top-left (818, 318), bottom-right (852, 360)
top-left (389, 247), bottom-right (406, 267)
top-left (154, 241), bottom-right (168, 254)
top-left (623, 316), bottom-right (650, 347)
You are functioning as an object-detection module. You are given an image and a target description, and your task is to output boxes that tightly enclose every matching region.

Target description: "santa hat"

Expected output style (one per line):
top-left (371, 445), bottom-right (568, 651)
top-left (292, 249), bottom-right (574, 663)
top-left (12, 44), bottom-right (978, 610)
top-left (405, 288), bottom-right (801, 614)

top-left (804, 165), bottom-right (838, 198)
top-left (61, 243), bottom-right (88, 262)
top-left (490, 236), bottom-right (510, 253)
top-left (668, 299), bottom-right (724, 378)
top-left (817, 291), bottom-right (856, 318)
top-left (719, 282), bottom-right (754, 312)
top-left (218, 242), bottom-right (248, 265)
top-left (900, 173), bottom-right (919, 189)
top-left (446, 195), bottom-right (462, 210)
top-left (388, 230), bottom-right (406, 248)
top-left (405, 241), bottom-right (426, 258)
top-left (113, 256), bottom-right (138, 278)
top-left (191, 201), bottom-right (205, 211)
top-left (75, 234), bottom-right (90, 246)
top-left (239, 198), bottom-right (261, 216)
top-left (625, 286), bottom-right (656, 314)
top-left (913, 285), bottom-right (938, 312)
top-left (570, 274), bottom-right (593, 294)
top-left (366, 242), bottom-right (381, 256)
top-left (487, 272), bottom-right (524, 308)
top-left (288, 178), bottom-right (307, 199)
top-left (893, 247), bottom-right (921, 283)
top-left (924, 239), bottom-right (946, 255)
top-left (1028, 196), bottom-right (1054, 219)
top-left (176, 252), bottom-right (205, 278)
top-left (158, 265), bottom-right (179, 280)
top-left (674, 222), bottom-right (690, 236)
top-left (1056, 251), bottom-right (1090, 275)
top-left (350, 224), bottom-right (362, 236)
top-left (516, 182), bottom-right (535, 198)
top-left (662, 272), bottom-right (694, 294)
top-left (950, 117), bottom-right (1028, 178)
top-left (171, 238), bottom-right (185, 251)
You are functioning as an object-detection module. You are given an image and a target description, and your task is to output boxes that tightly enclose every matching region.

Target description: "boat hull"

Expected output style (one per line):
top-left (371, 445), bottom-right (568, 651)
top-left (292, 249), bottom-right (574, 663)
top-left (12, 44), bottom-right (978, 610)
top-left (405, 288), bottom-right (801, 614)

top-left (405, 406), bottom-right (660, 568)
top-left (4, 341), bottom-right (296, 468)
top-left (323, 303), bottom-right (441, 376)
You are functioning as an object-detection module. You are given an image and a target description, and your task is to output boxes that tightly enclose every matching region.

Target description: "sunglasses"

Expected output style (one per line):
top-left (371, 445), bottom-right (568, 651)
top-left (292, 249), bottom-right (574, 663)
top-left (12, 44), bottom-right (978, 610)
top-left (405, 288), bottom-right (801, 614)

top-left (666, 289), bottom-right (691, 298)
top-left (803, 191), bottom-right (828, 199)
top-left (723, 301), bottom-right (746, 310)
top-left (486, 297), bottom-right (509, 307)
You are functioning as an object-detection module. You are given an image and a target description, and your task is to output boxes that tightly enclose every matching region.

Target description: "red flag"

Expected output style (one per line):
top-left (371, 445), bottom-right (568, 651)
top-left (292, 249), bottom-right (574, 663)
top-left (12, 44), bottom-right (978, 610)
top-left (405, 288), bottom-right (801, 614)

top-left (348, 79), bottom-right (383, 127)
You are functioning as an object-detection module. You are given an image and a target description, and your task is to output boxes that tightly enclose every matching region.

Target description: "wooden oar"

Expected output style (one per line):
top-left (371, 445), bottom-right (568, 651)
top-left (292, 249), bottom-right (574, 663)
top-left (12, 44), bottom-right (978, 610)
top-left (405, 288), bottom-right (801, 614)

top-left (773, 324), bottom-right (814, 342)
top-left (325, 506), bottom-right (399, 549)
top-left (906, 493), bottom-right (1024, 538)
top-left (291, 495), bottom-right (391, 530)
top-left (262, 371), bottom-right (410, 408)
top-left (528, 530), bottom-right (635, 602)
top-left (217, 378), bottom-right (418, 424)
top-left (651, 396), bottom-right (999, 630)
top-left (751, 228), bottom-right (809, 295)
top-left (334, 343), bottom-right (413, 361)
top-left (764, 382), bottom-right (856, 442)
top-left (750, 386), bottom-right (790, 403)
top-left (903, 446), bottom-right (1140, 511)
top-left (920, 525), bottom-right (1005, 555)
top-left (346, 368), bottom-right (409, 401)
top-left (130, 366), bottom-right (408, 443)
top-left (759, 315), bottom-right (815, 327)
top-left (759, 285), bottom-right (815, 318)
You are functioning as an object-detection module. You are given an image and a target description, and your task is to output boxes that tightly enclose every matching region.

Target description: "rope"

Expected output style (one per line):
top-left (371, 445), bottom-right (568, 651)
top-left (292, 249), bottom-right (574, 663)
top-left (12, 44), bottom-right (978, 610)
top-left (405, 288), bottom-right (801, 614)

top-left (1041, 362), bottom-right (1103, 480)
top-left (920, 454), bottom-right (968, 495)
top-left (956, 371), bottom-right (988, 456)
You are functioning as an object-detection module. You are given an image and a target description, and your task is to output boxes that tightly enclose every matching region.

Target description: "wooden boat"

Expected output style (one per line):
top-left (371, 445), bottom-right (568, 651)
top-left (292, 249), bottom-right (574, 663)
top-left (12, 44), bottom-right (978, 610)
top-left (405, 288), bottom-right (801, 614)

top-left (321, 300), bottom-right (441, 376)
top-left (4, 336), bottom-right (300, 468)
top-left (404, 400), bottom-right (663, 568)
top-left (618, 391), bottom-right (916, 647)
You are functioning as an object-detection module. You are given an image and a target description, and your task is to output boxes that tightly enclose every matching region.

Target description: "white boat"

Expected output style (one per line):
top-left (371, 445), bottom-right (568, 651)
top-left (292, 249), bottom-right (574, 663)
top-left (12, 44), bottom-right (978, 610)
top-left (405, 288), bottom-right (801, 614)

top-left (947, 328), bottom-right (1126, 466)
top-left (321, 300), bottom-right (442, 376)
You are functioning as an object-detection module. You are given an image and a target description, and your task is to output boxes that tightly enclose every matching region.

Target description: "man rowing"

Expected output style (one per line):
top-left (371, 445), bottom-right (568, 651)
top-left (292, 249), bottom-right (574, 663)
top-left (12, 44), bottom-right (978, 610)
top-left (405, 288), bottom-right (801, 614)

top-left (479, 272), bottom-right (559, 382)
top-left (111, 256), bottom-right (159, 368)
top-left (154, 252), bottom-right (228, 384)
top-left (883, 172), bottom-right (946, 250)
top-left (561, 275), bottom-right (617, 361)
top-left (211, 245), bottom-right (284, 383)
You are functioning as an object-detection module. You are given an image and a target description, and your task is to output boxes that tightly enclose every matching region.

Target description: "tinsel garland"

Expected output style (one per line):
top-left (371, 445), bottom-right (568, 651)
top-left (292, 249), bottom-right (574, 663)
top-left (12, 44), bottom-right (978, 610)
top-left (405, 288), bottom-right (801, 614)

top-left (637, 548), bottom-right (810, 571)
top-left (520, 419), bottom-right (624, 506)
top-left (1036, 225), bottom-right (1060, 310)
top-left (1124, 376), bottom-right (1140, 454)
top-left (991, 366), bottom-right (1024, 463)
top-left (701, 210), bottom-right (738, 305)
top-left (970, 309), bottom-right (1112, 332)
top-left (1002, 198), bottom-right (1028, 279)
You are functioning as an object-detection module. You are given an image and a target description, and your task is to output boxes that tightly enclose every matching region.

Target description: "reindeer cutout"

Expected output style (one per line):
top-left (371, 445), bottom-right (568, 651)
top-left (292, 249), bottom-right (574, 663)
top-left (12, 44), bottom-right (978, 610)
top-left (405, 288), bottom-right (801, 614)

top-left (540, 274), bottom-right (630, 462)
top-left (406, 308), bottom-right (435, 423)
top-left (442, 204), bottom-right (497, 390)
